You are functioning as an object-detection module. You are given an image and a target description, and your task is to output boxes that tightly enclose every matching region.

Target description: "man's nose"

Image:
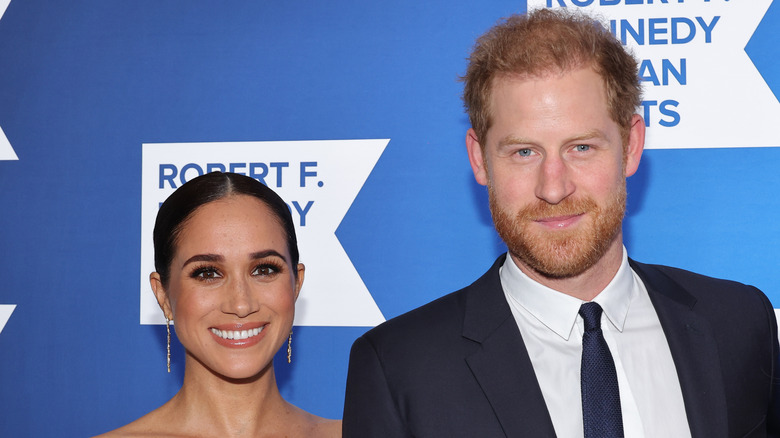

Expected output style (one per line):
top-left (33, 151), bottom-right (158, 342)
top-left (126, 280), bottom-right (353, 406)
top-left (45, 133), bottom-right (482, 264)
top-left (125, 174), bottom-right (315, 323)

top-left (534, 154), bottom-right (575, 205)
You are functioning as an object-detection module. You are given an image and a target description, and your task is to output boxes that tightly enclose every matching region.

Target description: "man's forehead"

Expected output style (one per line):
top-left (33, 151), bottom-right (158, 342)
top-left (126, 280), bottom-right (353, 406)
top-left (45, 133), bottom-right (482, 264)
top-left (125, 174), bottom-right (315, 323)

top-left (491, 64), bottom-right (601, 91)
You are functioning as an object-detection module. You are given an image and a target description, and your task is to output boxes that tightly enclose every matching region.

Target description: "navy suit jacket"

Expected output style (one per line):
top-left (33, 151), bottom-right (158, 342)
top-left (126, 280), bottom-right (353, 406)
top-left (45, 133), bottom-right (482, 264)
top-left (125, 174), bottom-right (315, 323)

top-left (343, 255), bottom-right (780, 437)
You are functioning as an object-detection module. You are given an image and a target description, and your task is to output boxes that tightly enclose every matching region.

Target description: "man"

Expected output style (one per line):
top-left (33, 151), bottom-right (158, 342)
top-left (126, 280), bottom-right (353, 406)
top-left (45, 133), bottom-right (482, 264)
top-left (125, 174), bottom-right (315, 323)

top-left (343, 8), bottom-right (780, 438)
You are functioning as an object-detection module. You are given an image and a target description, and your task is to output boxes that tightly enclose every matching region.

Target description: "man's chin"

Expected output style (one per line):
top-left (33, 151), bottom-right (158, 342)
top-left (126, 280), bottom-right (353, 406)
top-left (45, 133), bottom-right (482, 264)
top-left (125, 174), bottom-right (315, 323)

top-left (504, 227), bottom-right (603, 277)
top-left (509, 247), bottom-right (597, 279)
top-left (491, 187), bottom-right (627, 280)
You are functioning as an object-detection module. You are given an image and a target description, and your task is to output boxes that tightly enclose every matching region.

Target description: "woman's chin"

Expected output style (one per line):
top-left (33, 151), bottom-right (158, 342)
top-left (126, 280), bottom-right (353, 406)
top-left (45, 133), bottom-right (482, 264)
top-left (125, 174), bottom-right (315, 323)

top-left (211, 360), bottom-right (274, 383)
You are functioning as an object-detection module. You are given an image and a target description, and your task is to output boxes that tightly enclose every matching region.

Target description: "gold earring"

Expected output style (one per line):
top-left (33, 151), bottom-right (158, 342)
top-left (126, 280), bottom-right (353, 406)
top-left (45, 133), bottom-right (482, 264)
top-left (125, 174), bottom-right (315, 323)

top-left (166, 318), bottom-right (171, 373)
top-left (287, 330), bottom-right (293, 364)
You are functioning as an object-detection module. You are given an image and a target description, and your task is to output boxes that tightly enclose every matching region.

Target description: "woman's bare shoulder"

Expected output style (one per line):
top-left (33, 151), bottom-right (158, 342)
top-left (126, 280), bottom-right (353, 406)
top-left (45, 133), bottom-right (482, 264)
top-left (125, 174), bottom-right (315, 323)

top-left (313, 418), bottom-right (342, 437)
top-left (302, 411), bottom-right (341, 438)
top-left (94, 421), bottom-right (157, 437)
top-left (93, 406), bottom-right (182, 438)
top-left (95, 402), bottom-right (341, 438)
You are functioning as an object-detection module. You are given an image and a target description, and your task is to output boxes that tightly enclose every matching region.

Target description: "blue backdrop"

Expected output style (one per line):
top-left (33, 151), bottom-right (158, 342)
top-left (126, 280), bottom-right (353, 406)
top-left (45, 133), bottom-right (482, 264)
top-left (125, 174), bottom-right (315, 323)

top-left (1, 1), bottom-right (780, 436)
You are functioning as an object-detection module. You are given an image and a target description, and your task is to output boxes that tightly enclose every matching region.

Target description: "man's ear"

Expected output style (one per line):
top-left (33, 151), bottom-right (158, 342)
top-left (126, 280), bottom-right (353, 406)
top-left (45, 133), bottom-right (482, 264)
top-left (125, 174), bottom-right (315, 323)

top-left (294, 263), bottom-right (305, 301)
top-left (624, 114), bottom-right (645, 177)
top-left (466, 128), bottom-right (489, 186)
top-left (150, 272), bottom-right (173, 320)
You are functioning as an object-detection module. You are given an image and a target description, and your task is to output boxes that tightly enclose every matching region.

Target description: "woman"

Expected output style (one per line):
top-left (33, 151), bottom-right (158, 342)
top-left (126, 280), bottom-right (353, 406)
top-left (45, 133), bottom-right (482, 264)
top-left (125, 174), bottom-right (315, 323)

top-left (100, 172), bottom-right (341, 437)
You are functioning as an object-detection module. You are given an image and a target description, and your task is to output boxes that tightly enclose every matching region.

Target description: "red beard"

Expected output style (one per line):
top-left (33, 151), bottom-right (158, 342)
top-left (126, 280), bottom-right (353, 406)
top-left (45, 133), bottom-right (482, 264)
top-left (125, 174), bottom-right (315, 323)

top-left (489, 182), bottom-right (626, 279)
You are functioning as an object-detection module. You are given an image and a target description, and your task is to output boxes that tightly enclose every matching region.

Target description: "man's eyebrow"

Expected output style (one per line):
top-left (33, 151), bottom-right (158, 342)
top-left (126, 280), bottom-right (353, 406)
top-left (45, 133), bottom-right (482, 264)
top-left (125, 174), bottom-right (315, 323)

top-left (497, 135), bottom-right (533, 148)
top-left (567, 129), bottom-right (607, 142)
top-left (497, 130), bottom-right (608, 148)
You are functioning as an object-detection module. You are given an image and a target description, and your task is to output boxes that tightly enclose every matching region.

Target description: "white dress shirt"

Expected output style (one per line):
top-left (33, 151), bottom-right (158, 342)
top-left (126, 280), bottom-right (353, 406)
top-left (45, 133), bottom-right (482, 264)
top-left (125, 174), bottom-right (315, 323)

top-left (500, 248), bottom-right (692, 438)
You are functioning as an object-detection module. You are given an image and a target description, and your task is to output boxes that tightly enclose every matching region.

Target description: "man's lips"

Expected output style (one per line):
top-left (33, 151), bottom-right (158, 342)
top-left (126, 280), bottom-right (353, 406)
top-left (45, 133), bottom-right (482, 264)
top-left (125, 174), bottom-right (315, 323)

top-left (533, 213), bottom-right (584, 228)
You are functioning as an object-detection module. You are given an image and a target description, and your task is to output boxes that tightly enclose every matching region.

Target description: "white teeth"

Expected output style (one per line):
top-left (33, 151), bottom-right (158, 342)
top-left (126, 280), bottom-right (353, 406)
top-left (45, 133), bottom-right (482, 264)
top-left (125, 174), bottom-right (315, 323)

top-left (210, 326), bottom-right (263, 340)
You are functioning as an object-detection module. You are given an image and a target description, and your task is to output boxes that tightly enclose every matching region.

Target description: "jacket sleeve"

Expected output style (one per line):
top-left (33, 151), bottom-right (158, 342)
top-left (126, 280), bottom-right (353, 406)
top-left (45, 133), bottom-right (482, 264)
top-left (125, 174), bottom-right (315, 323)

top-left (342, 335), bottom-right (410, 438)
top-left (763, 291), bottom-right (780, 437)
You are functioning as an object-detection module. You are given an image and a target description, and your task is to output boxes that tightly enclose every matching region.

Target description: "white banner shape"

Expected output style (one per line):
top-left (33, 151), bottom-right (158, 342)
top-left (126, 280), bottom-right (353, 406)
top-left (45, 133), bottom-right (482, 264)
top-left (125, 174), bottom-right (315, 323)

top-left (141, 139), bottom-right (388, 327)
top-left (0, 125), bottom-right (18, 161)
top-left (0, 0), bottom-right (17, 161)
top-left (0, 304), bottom-right (15, 334)
top-left (529, 0), bottom-right (779, 149)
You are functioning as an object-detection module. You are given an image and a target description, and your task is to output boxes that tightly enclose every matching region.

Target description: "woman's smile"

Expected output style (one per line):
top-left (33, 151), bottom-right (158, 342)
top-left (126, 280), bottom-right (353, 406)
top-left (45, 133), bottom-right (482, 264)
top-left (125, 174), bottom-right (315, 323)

top-left (209, 323), bottom-right (268, 348)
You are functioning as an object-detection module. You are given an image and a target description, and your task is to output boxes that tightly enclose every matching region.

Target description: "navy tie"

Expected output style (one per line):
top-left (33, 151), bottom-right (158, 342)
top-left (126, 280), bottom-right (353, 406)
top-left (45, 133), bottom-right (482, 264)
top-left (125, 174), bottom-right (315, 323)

top-left (580, 302), bottom-right (624, 438)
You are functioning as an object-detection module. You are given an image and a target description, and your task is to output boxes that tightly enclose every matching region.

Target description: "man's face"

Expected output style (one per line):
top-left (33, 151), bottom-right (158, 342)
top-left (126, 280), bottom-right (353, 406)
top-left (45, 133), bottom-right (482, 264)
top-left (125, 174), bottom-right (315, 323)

top-left (466, 67), bottom-right (644, 279)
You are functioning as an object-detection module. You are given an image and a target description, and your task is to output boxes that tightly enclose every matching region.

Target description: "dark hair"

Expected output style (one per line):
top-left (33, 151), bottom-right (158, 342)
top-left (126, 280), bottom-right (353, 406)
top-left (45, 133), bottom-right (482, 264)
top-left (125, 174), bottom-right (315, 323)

top-left (461, 8), bottom-right (642, 144)
top-left (153, 172), bottom-right (299, 286)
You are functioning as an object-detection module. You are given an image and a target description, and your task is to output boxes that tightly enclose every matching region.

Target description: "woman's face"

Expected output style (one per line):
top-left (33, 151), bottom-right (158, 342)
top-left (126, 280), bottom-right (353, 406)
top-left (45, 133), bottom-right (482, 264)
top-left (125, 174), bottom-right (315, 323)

top-left (152, 194), bottom-right (303, 380)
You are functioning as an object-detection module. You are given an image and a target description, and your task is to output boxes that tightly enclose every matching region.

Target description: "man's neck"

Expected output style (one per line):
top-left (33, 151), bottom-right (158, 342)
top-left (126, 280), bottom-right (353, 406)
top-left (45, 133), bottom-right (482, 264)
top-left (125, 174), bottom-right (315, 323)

top-left (509, 239), bottom-right (625, 302)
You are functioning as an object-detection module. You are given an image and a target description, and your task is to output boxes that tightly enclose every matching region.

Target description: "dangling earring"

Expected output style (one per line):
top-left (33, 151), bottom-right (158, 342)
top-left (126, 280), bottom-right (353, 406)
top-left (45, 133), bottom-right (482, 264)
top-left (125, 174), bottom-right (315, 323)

top-left (287, 330), bottom-right (293, 364)
top-left (166, 318), bottom-right (171, 373)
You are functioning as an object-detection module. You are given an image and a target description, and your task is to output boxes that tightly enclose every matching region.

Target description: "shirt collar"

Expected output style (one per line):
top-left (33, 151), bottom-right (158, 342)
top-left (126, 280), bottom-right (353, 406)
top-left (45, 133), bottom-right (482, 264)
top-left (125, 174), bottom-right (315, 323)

top-left (500, 247), bottom-right (637, 340)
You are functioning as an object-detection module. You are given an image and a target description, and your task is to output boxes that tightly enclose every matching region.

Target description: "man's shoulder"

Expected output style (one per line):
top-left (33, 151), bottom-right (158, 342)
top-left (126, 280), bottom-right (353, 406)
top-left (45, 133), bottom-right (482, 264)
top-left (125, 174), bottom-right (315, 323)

top-left (630, 259), bottom-right (770, 314)
top-left (631, 259), bottom-right (760, 294)
top-left (357, 255), bottom-right (506, 347)
top-left (361, 276), bottom-right (479, 342)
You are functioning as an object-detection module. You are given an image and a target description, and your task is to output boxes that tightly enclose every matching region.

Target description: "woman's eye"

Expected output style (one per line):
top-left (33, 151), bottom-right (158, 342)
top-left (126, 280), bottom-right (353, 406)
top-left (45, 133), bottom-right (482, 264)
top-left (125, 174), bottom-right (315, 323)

top-left (574, 144), bottom-right (590, 152)
top-left (253, 265), bottom-right (279, 277)
top-left (192, 267), bottom-right (221, 280)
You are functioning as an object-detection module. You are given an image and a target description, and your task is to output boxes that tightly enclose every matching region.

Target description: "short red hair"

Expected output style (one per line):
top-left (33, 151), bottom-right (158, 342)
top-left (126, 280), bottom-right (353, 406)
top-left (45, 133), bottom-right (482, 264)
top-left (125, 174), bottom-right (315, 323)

top-left (461, 8), bottom-right (642, 144)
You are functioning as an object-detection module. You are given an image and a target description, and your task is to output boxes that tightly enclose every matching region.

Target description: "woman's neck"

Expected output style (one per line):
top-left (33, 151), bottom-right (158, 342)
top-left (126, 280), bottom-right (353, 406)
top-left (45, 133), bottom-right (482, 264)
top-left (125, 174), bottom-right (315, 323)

top-left (164, 357), bottom-right (296, 437)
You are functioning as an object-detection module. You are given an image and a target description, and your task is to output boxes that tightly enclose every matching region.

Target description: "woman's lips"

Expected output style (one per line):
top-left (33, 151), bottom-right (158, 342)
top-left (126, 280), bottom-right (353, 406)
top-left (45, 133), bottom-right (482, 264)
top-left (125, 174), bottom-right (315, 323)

top-left (209, 323), bottom-right (268, 348)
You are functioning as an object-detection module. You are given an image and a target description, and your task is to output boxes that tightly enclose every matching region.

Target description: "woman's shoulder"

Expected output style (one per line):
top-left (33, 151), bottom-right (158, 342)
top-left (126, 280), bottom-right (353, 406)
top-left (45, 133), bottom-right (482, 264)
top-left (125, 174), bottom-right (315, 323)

top-left (93, 421), bottom-right (161, 437)
top-left (95, 401), bottom-right (341, 438)
top-left (94, 422), bottom-right (186, 438)
top-left (94, 425), bottom-right (161, 438)
top-left (314, 416), bottom-right (342, 436)
top-left (93, 405), bottom-right (179, 438)
top-left (289, 404), bottom-right (342, 438)
top-left (301, 416), bottom-right (342, 438)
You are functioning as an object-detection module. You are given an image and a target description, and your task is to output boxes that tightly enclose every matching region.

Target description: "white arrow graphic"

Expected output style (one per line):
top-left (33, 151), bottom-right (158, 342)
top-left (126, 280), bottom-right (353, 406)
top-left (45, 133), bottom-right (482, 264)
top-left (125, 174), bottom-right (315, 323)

top-left (140, 139), bottom-right (389, 327)
top-left (0, 0), bottom-right (17, 161)
top-left (0, 304), bottom-right (15, 334)
top-left (530, 0), bottom-right (779, 149)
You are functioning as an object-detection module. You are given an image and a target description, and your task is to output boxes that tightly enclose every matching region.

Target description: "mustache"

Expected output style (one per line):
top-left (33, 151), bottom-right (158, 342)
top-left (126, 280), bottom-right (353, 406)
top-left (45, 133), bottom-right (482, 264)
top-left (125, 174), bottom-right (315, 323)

top-left (516, 197), bottom-right (599, 221)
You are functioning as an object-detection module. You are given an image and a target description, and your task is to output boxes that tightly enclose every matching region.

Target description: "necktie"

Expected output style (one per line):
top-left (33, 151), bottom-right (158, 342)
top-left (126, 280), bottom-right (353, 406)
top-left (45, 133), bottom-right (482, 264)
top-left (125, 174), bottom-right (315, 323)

top-left (580, 302), bottom-right (624, 438)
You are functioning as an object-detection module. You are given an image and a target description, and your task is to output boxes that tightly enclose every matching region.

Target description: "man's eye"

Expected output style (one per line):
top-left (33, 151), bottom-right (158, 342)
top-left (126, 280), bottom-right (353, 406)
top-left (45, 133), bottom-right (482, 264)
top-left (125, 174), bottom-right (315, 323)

top-left (516, 148), bottom-right (533, 157)
top-left (575, 144), bottom-right (590, 152)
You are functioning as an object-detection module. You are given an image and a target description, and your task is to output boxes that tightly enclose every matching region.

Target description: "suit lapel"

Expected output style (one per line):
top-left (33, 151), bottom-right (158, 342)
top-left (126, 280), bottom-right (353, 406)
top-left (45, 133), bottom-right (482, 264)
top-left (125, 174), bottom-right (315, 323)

top-left (460, 257), bottom-right (729, 436)
top-left (462, 255), bottom-right (557, 437)
top-left (630, 260), bottom-right (728, 438)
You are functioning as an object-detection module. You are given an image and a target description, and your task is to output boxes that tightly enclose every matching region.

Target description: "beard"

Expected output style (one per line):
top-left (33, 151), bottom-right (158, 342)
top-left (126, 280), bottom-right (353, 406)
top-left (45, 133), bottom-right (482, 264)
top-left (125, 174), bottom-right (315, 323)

top-left (489, 182), bottom-right (626, 279)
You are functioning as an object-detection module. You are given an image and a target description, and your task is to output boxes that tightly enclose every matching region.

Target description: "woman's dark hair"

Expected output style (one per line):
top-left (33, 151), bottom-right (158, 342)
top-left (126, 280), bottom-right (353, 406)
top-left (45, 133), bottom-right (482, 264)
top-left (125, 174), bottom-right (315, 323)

top-left (153, 172), bottom-right (299, 286)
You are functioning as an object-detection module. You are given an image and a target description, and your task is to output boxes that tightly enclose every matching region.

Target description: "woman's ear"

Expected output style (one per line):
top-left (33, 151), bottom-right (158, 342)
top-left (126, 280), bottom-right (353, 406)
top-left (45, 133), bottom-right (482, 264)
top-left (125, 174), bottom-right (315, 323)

top-left (150, 272), bottom-right (173, 320)
top-left (294, 263), bottom-right (305, 301)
